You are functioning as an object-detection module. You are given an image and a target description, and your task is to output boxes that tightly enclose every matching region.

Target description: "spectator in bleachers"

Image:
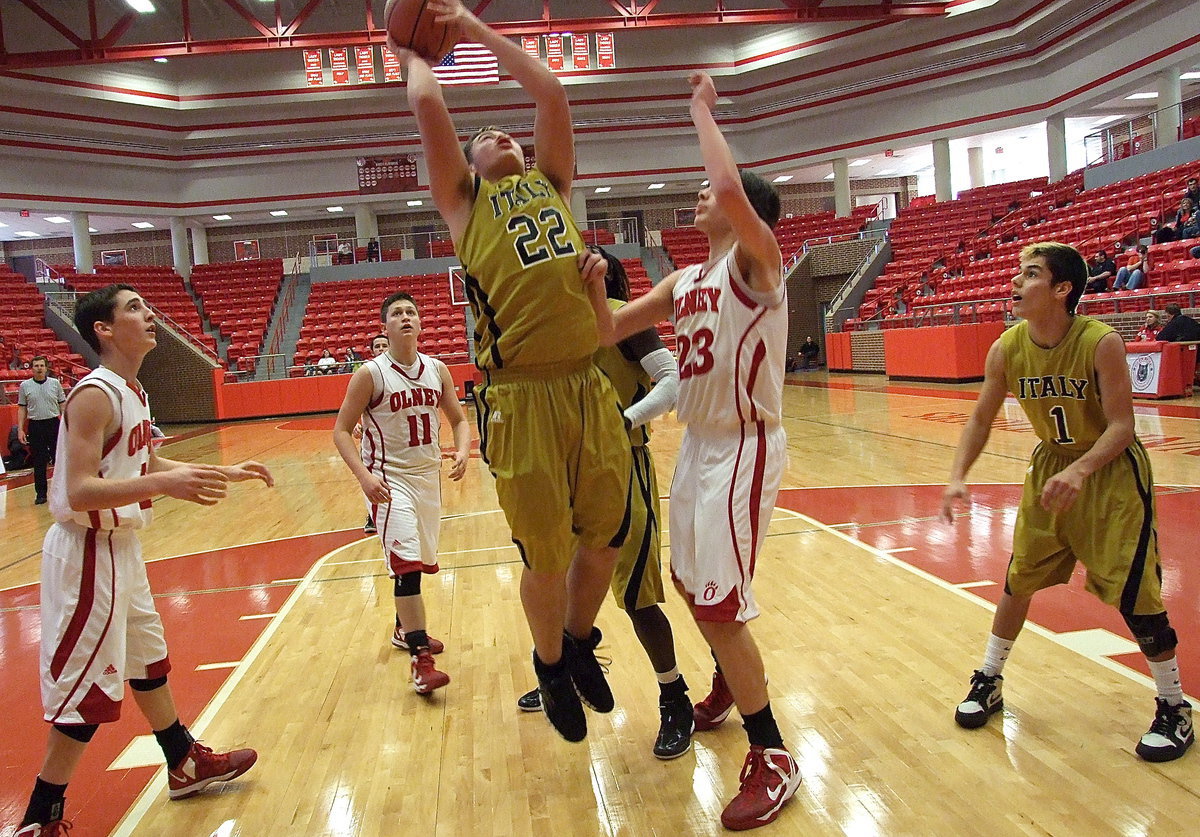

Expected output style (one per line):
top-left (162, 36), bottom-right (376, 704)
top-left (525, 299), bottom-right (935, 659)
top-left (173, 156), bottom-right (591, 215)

top-left (1185, 177), bottom-right (1200, 208)
top-left (315, 348), bottom-right (338, 375)
top-left (7, 343), bottom-right (21, 371)
top-left (366, 238), bottom-right (381, 262)
top-left (1085, 249), bottom-right (1116, 293)
top-left (1155, 304), bottom-right (1200, 342)
top-left (1134, 311), bottom-right (1163, 342)
top-left (343, 346), bottom-right (363, 373)
top-left (1154, 197), bottom-right (1195, 244)
top-left (1113, 244), bottom-right (1150, 291)
top-left (1191, 242), bottom-right (1200, 260)
top-left (918, 272), bottom-right (936, 296)
top-left (337, 242), bottom-right (353, 265)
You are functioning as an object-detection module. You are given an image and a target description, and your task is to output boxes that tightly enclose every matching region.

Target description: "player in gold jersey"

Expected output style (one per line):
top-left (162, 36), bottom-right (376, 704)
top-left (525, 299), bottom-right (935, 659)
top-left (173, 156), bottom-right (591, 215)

top-left (941, 242), bottom-right (1192, 762)
top-left (392, 0), bottom-right (632, 743)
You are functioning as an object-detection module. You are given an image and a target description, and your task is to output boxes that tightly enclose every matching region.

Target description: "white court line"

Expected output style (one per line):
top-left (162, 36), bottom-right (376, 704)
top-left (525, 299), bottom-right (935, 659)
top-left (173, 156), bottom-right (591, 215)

top-left (271, 577), bottom-right (304, 585)
top-left (884, 547), bottom-right (916, 554)
top-left (195, 661), bottom-right (241, 671)
top-left (772, 506), bottom-right (1196, 704)
top-left (955, 580), bottom-right (997, 589)
top-left (237, 613), bottom-right (276, 621)
top-left (110, 536), bottom-right (368, 837)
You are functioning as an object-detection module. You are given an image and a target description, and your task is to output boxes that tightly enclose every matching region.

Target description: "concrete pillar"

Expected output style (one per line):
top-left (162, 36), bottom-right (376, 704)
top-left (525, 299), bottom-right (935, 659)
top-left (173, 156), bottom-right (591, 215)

top-left (932, 138), bottom-right (952, 202)
top-left (354, 204), bottom-right (378, 249)
top-left (570, 189), bottom-right (588, 225)
top-left (71, 212), bottom-right (93, 273)
top-left (1157, 66), bottom-right (1182, 148)
top-left (189, 223), bottom-right (209, 266)
top-left (833, 157), bottom-right (851, 218)
top-left (1046, 112), bottom-right (1067, 183)
top-left (967, 146), bottom-right (985, 190)
top-left (170, 216), bottom-right (190, 280)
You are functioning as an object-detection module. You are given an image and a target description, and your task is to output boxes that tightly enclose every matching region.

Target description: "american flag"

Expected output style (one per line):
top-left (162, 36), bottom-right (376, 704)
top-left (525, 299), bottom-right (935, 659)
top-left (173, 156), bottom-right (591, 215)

top-left (432, 43), bottom-right (499, 86)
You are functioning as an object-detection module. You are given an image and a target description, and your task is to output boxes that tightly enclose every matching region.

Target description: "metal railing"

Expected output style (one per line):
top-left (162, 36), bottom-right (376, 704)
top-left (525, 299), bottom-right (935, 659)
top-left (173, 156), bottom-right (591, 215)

top-left (826, 236), bottom-right (890, 323)
top-left (1084, 92), bottom-right (1200, 168)
top-left (582, 216), bottom-right (641, 247)
top-left (228, 352), bottom-right (290, 381)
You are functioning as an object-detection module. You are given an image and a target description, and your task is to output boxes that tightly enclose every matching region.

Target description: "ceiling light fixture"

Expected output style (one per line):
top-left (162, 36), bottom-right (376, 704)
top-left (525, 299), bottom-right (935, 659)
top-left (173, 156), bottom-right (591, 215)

top-left (407, 200), bottom-right (423, 206)
top-left (44, 216), bottom-right (69, 223)
top-left (212, 214), bottom-right (232, 221)
top-left (876, 168), bottom-right (898, 176)
top-left (153, 57), bottom-right (168, 63)
top-left (849, 159), bottom-right (871, 166)
top-left (1180, 71), bottom-right (1200, 80)
top-left (594, 186), bottom-right (611, 193)
top-left (124, 0), bottom-right (156, 13)
top-left (648, 183), bottom-right (665, 189)
top-left (270, 210), bottom-right (288, 217)
top-left (824, 173), bottom-right (836, 180)
top-left (15, 231), bottom-right (40, 237)
top-left (326, 206), bottom-right (344, 213)
top-left (131, 221), bottom-right (155, 229)
top-left (1124, 92), bottom-right (1158, 100)
top-left (89, 227), bottom-right (98, 233)
top-left (772, 175), bottom-right (794, 183)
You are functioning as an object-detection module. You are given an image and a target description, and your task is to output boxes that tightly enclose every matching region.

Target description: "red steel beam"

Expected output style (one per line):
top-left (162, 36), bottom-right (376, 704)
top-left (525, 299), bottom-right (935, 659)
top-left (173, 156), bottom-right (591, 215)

top-left (0, 2), bottom-right (950, 68)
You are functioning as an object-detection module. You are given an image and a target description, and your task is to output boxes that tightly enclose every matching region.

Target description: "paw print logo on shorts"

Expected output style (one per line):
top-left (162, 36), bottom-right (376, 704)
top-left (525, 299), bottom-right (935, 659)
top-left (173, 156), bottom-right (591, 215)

top-left (702, 581), bottom-right (718, 601)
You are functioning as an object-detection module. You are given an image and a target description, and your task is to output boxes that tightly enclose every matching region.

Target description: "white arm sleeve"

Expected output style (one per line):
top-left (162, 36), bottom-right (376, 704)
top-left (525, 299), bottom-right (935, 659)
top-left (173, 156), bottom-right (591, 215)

top-left (623, 347), bottom-right (679, 429)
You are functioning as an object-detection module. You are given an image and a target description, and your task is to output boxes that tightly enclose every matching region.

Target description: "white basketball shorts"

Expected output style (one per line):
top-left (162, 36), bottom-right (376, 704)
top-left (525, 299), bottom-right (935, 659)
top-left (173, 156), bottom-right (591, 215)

top-left (669, 422), bottom-right (785, 623)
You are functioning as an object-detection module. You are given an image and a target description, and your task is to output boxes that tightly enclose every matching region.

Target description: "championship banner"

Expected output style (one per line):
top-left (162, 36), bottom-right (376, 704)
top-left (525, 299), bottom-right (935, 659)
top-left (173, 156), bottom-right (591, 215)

top-left (332, 68), bottom-right (351, 85)
top-left (597, 33), bottom-right (615, 68)
top-left (522, 36), bottom-right (540, 60)
top-left (304, 49), bottom-right (323, 86)
top-left (1127, 350), bottom-right (1162, 395)
top-left (545, 35), bottom-right (564, 71)
top-left (382, 47), bottom-right (402, 82)
top-left (572, 34), bottom-right (589, 69)
top-left (356, 46), bottom-right (375, 84)
top-left (329, 47), bottom-right (348, 70)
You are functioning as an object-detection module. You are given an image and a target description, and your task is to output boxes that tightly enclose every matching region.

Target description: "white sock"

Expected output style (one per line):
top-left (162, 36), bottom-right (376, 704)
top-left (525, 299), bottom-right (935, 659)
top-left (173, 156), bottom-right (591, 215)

top-left (1148, 656), bottom-right (1185, 706)
top-left (982, 634), bottom-right (1014, 677)
top-left (655, 667), bottom-right (681, 685)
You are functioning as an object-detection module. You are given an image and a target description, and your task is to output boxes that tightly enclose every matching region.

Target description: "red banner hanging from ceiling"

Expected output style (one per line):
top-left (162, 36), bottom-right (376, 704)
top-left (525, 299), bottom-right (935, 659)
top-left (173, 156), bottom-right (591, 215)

top-left (596, 33), bottom-right (615, 69)
top-left (303, 49), bottom-right (323, 86)
top-left (522, 36), bottom-right (540, 61)
top-left (572, 34), bottom-right (589, 70)
top-left (382, 47), bottom-right (402, 82)
top-left (356, 46), bottom-right (375, 84)
top-left (545, 35), bottom-right (564, 71)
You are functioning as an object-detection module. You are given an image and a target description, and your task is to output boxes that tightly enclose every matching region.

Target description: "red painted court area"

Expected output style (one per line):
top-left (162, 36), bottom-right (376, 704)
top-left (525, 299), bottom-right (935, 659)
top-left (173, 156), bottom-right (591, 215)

top-left (0, 529), bottom-right (362, 837)
top-left (777, 484), bottom-right (1200, 690)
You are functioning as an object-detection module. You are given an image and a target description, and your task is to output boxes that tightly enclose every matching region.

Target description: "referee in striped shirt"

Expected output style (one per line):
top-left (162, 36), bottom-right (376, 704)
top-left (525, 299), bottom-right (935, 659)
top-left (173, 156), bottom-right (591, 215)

top-left (17, 356), bottom-right (66, 505)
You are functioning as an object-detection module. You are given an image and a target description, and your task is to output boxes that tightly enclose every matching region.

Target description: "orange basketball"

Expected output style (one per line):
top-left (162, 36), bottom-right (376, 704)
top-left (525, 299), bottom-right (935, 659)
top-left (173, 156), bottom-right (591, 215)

top-left (384, 0), bottom-right (461, 63)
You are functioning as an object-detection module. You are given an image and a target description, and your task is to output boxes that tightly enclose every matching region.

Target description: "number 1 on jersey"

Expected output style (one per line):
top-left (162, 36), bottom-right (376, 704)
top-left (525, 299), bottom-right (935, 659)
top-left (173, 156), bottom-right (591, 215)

top-left (1048, 405), bottom-right (1075, 445)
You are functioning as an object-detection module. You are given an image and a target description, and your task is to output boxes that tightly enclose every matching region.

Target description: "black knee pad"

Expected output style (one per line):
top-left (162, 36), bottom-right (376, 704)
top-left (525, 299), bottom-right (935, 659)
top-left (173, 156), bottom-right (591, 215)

top-left (129, 675), bottom-right (168, 692)
top-left (54, 723), bottom-right (98, 743)
top-left (395, 571), bottom-right (422, 598)
top-left (1124, 612), bottom-right (1178, 657)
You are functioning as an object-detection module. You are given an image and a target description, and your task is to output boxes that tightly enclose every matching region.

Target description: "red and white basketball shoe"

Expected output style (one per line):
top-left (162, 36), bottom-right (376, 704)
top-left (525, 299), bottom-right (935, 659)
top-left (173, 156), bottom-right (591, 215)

top-left (167, 741), bottom-right (258, 800)
top-left (720, 745), bottom-right (802, 831)
top-left (15, 821), bottom-right (71, 837)
top-left (693, 670), bottom-right (735, 731)
top-left (412, 649), bottom-right (450, 694)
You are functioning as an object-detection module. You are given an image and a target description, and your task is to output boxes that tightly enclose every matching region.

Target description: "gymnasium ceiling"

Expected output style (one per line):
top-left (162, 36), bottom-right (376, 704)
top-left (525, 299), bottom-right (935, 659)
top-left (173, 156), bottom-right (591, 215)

top-left (1, 0), bottom-right (1199, 241)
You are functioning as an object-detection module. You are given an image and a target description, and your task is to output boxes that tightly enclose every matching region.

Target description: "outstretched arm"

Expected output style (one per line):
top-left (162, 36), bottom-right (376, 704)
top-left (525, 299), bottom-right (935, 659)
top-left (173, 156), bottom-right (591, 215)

top-left (396, 50), bottom-right (475, 241)
top-left (430, 0), bottom-right (574, 197)
top-left (689, 72), bottom-right (781, 294)
top-left (940, 341), bottom-right (1009, 522)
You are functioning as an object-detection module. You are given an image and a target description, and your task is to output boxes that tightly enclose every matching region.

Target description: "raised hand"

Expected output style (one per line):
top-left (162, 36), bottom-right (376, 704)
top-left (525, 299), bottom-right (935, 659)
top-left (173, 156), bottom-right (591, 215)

top-left (689, 71), bottom-right (718, 111)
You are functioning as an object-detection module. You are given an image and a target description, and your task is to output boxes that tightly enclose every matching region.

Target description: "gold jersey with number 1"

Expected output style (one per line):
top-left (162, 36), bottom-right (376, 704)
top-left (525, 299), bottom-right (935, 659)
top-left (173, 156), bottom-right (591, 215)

top-left (1000, 315), bottom-right (1115, 455)
top-left (457, 168), bottom-right (595, 371)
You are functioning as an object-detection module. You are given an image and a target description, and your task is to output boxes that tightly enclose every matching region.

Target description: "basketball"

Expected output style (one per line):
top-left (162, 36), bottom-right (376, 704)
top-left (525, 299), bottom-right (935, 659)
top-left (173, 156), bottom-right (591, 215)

top-left (384, 0), bottom-right (461, 63)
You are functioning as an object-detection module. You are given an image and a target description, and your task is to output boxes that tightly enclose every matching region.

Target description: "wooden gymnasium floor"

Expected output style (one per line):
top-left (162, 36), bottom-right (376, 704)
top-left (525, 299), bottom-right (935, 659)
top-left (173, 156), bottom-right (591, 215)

top-left (3, 371), bottom-right (1200, 836)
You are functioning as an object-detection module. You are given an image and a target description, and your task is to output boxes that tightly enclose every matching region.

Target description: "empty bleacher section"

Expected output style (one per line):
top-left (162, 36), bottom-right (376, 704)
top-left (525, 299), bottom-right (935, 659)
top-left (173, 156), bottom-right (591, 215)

top-left (1, 265), bottom-right (88, 401)
top-left (190, 259), bottom-right (284, 370)
top-left (622, 258), bottom-right (676, 351)
top-left (661, 206), bottom-right (877, 271)
top-left (296, 274), bottom-right (469, 372)
top-left (63, 264), bottom-right (216, 355)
